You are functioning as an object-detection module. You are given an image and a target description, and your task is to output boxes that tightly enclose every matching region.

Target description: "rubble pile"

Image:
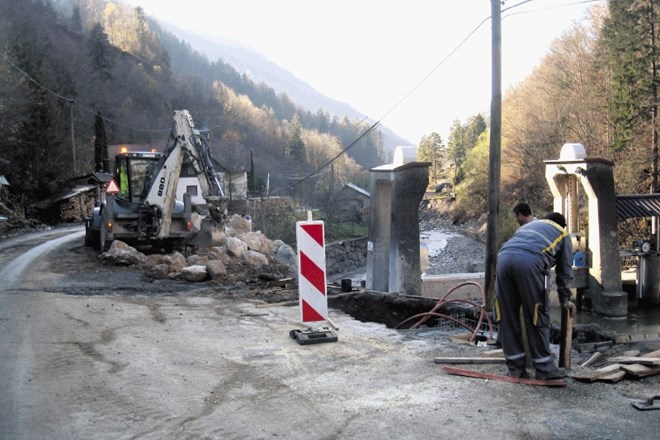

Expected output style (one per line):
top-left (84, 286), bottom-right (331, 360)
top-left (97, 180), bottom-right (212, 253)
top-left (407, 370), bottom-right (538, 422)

top-left (99, 214), bottom-right (298, 284)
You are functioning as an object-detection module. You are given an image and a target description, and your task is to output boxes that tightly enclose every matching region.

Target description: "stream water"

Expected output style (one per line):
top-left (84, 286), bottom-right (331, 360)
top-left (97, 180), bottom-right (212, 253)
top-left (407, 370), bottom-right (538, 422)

top-left (574, 303), bottom-right (660, 336)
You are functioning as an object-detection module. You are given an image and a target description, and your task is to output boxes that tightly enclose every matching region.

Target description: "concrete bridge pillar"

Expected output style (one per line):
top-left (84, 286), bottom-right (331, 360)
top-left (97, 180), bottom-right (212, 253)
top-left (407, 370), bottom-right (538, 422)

top-left (545, 144), bottom-right (627, 317)
top-left (366, 148), bottom-right (429, 296)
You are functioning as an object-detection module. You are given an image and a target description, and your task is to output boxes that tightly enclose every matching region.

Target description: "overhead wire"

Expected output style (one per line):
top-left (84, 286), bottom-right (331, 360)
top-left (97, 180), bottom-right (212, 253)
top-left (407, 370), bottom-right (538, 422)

top-left (3, 0), bottom-right (605, 175)
top-left (290, 0), bottom-right (604, 190)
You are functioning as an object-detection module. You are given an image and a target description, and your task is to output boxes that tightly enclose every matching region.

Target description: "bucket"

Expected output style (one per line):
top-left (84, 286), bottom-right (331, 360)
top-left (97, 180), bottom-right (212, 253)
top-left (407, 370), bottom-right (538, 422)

top-left (341, 279), bottom-right (352, 292)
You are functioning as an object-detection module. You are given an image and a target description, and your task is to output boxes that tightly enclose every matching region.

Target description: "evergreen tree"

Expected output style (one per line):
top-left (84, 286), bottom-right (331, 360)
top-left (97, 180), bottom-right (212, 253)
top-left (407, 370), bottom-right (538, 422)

top-left (70, 5), bottom-right (83, 34)
top-left (94, 110), bottom-right (108, 172)
top-left (417, 132), bottom-right (444, 181)
top-left (447, 114), bottom-right (487, 185)
top-left (288, 114), bottom-right (306, 162)
top-left (600, 0), bottom-right (655, 151)
top-left (87, 22), bottom-right (114, 81)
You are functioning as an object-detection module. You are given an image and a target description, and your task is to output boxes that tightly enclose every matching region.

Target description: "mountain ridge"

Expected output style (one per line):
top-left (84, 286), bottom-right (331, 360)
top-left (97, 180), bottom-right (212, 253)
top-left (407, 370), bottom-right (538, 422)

top-left (161, 23), bottom-right (413, 153)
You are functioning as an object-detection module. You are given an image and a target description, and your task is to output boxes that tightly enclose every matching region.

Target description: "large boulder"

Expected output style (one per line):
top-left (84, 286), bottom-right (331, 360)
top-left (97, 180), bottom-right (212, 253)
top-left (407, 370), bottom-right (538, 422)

top-left (243, 249), bottom-right (269, 267)
top-left (145, 263), bottom-right (170, 280)
top-left (99, 241), bottom-right (147, 266)
top-left (187, 254), bottom-right (209, 266)
top-left (225, 214), bottom-right (252, 236)
top-left (273, 242), bottom-right (297, 274)
top-left (180, 265), bottom-right (208, 282)
top-left (205, 259), bottom-right (227, 279)
top-left (226, 237), bottom-right (248, 258)
top-left (237, 231), bottom-right (270, 255)
top-left (162, 252), bottom-right (188, 273)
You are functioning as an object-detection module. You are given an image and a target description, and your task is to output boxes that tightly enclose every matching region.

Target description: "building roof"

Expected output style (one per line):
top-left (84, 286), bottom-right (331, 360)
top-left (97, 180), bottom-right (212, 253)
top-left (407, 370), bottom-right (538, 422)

top-left (344, 183), bottom-right (370, 198)
top-left (616, 194), bottom-right (660, 219)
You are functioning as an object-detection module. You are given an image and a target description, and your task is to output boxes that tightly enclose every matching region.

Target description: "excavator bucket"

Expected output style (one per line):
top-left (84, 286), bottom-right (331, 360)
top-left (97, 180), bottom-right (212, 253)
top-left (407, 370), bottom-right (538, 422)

top-left (186, 216), bottom-right (219, 248)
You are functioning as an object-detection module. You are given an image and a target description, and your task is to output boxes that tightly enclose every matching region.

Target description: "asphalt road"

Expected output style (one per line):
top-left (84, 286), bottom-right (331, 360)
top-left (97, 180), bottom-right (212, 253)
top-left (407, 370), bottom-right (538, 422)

top-left (0, 227), bottom-right (659, 440)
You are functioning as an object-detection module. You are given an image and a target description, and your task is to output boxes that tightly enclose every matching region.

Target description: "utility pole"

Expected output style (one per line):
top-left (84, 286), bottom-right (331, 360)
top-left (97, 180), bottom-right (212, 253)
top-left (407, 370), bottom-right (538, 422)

top-left (69, 100), bottom-right (76, 175)
top-left (484, 0), bottom-right (502, 309)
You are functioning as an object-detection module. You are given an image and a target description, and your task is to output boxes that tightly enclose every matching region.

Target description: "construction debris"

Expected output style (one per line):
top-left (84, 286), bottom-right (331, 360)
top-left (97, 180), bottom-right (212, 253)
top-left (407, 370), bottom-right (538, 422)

top-left (433, 356), bottom-right (506, 364)
top-left (442, 366), bottom-right (566, 387)
top-left (571, 349), bottom-right (660, 383)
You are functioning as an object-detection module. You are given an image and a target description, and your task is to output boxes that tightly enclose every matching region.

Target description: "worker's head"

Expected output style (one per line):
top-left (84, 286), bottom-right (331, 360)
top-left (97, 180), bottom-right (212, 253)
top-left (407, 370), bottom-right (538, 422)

top-left (545, 212), bottom-right (567, 229)
top-left (513, 202), bottom-right (533, 226)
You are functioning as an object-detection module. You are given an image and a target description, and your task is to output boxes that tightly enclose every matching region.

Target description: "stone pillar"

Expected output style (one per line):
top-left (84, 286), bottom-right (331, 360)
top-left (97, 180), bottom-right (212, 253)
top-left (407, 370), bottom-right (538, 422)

top-left (366, 158), bottom-right (429, 296)
top-left (545, 144), bottom-right (627, 317)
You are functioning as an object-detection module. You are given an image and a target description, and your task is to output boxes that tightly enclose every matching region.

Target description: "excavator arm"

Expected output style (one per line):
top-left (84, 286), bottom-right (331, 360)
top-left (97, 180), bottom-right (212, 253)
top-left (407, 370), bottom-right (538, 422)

top-left (145, 110), bottom-right (228, 239)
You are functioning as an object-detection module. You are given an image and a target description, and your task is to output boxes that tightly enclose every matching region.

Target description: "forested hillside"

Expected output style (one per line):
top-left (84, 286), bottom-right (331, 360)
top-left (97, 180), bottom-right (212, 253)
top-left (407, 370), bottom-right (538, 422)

top-left (3, 0), bottom-right (658, 245)
top-left (420, 2), bottom-right (659, 245)
top-left (0, 0), bottom-right (387, 225)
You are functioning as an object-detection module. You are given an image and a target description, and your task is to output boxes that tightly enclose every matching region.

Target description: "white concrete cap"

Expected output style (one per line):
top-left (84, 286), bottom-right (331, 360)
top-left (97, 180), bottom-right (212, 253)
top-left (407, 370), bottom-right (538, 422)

top-left (559, 143), bottom-right (586, 160)
top-left (393, 145), bottom-right (417, 165)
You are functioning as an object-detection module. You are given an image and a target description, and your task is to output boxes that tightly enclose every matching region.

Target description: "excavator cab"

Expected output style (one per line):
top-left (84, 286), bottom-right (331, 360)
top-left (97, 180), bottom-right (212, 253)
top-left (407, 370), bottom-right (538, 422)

top-left (114, 152), bottom-right (162, 203)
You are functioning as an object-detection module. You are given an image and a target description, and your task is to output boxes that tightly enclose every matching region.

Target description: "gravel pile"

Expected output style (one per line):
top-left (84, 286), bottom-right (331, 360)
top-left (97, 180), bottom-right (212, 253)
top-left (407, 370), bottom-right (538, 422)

top-left (419, 213), bottom-right (486, 275)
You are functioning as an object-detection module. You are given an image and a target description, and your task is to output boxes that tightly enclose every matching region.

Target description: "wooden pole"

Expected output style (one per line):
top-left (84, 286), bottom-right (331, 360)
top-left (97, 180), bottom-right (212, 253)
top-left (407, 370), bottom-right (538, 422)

top-left (484, 0), bottom-right (502, 310)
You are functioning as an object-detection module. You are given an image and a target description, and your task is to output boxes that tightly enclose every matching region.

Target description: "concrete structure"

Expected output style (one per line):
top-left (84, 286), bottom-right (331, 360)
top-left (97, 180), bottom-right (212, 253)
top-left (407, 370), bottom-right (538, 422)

top-left (366, 147), bottom-right (429, 296)
top-left (545, 143), bottom-right (627, 317)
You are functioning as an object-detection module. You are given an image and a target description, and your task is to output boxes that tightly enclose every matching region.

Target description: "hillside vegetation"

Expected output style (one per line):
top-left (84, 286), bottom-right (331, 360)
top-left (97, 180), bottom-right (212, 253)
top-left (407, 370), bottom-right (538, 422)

top-left (2, 1), bottom-right (659, 248)
top-left (418, 3), bottom-right (659, 246)
top-left (0, 0), bottom-right (386, 229)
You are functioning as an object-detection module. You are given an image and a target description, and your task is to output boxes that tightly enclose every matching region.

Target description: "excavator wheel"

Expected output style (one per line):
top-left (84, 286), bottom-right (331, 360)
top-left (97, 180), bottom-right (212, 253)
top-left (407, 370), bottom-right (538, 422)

top-left (98, 211), bottom-right (112, 253)
top-left (90, 229), bottom-right (100, 251)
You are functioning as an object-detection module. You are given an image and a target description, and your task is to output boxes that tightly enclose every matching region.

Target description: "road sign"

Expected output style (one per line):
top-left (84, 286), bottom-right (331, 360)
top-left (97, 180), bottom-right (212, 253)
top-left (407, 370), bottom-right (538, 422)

top-left (296, 217), bottom-right (328, 323)
top-left (105, 179), bottom-right (120, 195)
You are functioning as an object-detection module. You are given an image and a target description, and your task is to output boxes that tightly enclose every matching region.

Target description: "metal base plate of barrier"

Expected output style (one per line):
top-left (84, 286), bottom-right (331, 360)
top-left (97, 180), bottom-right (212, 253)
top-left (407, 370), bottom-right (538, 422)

top-left (289, 327), bottom-right (338, 345)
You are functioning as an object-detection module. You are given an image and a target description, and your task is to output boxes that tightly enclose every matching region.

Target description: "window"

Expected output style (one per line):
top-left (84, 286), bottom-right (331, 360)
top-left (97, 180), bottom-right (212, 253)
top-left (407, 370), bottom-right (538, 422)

top-left (186, 185), bottom-right (198, 196)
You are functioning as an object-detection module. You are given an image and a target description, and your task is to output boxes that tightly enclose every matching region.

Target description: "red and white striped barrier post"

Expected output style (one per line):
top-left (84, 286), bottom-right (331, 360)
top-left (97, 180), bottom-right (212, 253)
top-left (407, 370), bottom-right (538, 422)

top-left (296, 212), bottom-right (329, 325)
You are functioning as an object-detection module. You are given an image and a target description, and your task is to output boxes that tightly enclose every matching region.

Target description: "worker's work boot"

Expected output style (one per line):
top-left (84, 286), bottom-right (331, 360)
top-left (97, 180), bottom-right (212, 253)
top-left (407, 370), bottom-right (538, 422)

top-left (535, 367), bottom-right (567, 380)
top-left (507, 368), bottom-right (528, 378)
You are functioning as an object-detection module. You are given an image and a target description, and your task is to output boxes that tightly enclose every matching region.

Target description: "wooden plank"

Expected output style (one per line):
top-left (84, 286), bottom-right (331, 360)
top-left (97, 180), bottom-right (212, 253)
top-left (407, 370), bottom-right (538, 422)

top-left (622, 350), bottom-right (641, 357)
top-left (434, 357), bottom-right (506, 364)
top-left (614, 332), bottom-right (660, 344)
top-left (268, 277), bottom-right (293, 287)
top-left (634, 366), bottom-right (660, 378)
top-left (644, 349), bottom-right (660, 358)
top-left (482, 349), bottom-right (504, 358)
top-left (580, 352), bottom-right (602, 368)
top-left (448, 334), bottom-right (472, 345)
top-left (559, 303), bottom-right (574, 369)
top-left (442, 366), bottom-right (566, 387)
top-left (577, 341), bottom-right (613, 352)
top-left (620, 363), bottom-right (652, 375)
top-left (571, 364), bottom-right (622, 382)
top-left (607, 356), bottom-right (660, 365)
top-left (596, 371), bottom-right (627, 383)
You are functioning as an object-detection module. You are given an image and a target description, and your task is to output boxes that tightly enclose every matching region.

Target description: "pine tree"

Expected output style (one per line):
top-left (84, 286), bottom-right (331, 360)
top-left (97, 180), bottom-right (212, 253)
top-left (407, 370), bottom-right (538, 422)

top-left (87, 22), bottom-right (114, 81)
top-left (418, 132), bottom-right (444, 182)
top-left (94, 110), bottom-right (108, 172)
top-left (288, 114), bottom-right (306, 162)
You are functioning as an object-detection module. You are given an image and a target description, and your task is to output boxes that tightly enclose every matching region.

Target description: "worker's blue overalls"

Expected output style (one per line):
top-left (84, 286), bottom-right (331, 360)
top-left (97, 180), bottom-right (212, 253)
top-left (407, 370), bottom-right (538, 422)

top-left (495, 219), bottom-right (574, 376)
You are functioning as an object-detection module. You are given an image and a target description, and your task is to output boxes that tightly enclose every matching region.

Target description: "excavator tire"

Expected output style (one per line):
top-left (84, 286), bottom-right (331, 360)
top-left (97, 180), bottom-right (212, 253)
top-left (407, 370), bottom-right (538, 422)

top-left (98, 211), bottom-right (112, 253)
top-left (90, 230), bottom-right (100, 251)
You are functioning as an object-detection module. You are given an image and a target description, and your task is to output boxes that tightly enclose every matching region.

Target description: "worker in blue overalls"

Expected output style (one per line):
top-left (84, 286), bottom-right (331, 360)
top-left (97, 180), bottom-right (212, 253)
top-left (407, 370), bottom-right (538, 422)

top-left (495, 212), bottom-right (574, 380)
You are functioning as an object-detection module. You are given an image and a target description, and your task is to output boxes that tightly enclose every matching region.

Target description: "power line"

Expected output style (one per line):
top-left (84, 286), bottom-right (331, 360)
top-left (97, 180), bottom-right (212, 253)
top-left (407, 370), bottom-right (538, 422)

top-left (290, 14), bottom-right (493, 189)
top-left (292, 0), bottom-right (604, 190)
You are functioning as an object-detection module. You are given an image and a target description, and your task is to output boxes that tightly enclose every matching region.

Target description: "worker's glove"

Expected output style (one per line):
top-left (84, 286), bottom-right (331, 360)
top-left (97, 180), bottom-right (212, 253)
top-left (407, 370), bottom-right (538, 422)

top-left (562, 301), bottom-right (576, 315)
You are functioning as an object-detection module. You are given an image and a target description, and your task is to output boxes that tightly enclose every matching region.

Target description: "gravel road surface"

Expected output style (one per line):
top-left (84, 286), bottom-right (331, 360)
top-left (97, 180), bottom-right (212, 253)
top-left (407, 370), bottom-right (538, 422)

top-left (0, 226), bottom-right (658, 440)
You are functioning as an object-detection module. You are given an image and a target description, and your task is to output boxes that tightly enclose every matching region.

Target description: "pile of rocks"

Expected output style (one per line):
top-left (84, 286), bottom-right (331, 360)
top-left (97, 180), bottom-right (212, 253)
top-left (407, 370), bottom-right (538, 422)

top-left (99, 214), bottom-right (298, 282)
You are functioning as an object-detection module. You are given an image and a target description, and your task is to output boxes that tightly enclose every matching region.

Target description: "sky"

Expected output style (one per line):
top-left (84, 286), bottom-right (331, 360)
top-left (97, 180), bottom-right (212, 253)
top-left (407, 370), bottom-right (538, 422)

top-left (124, 0), bottom-right (604, 144)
